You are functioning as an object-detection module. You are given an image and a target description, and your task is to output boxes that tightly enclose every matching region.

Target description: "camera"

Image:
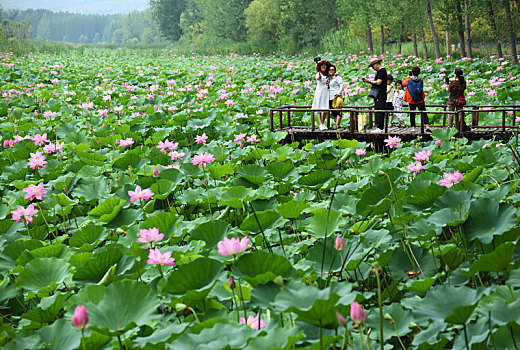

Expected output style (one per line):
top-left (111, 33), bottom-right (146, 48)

top-left (313, 57), bottom-right (321, 63)
top-left (409, 71), bottom-right (413, 76)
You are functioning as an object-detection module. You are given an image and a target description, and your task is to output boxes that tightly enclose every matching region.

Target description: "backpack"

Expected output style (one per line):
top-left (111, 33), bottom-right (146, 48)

top-left (407, 78), bottom-right (423, 102)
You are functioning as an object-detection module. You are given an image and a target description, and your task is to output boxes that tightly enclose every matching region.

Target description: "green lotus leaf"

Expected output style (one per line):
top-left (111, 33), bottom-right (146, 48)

top-left (366, 302), bottom-right (414, 341)
top-left (238, 164), bottom-right (269, 185)
top-left (273, 281), bottom-right (354, 328)
top-left (170, 321), bottom-right (256, 350)
top-left (464, 198), bottom-right (518, 244)
top-left (190, 220), bottom-right (229, 248)
top-left (462, 242), bottom-right (516, 276)
top-left (150, 179), bottom-right (175, 200)
top-left (266, 162), bottom-right (296, 180)
top-left (246, 326), bottom-right (304, 350)
top-left (16, 244), bottom-right (70, 267)
top-left (88, 197), bottom-right (125, 223)
top-left (85, 280), bottom-right (161, 335)
top-left (220, 186), bottom-right (255, 209)
top-left (140, 212), bottom-right (179, 238)
top-left (298, 169), bottom-right (332, 189)
top-left (412, 285), bottom-right (490, 325)
top-left (240, 209), bottom-right (281, 233)
top-left (39, 319), bottom-right (81, 350)
top-left (17, 257), bottom-right (70, 293)
top-left (306, 209), bottom-right (342, 237)
top-left (234, 251), bottom-right (294, 287)
top-left (73, 244), bottom-right (132, 284)
top-left (276, 200), bottom-right (309, 219)
top-left (69, 223), bottom-right (106, 249)
top-left (160, 257), bottom-right (223, 300)
top-left (207, 163), bottom-right (234, 179)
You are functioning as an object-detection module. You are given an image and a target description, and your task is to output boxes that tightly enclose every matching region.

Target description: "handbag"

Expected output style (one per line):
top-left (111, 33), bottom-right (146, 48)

top-left (368, 86), bottom-right (379, 100)
top-left (332, 95), bottom-right (344, 109)
top-left (455, 80), bottom-right (466, 106)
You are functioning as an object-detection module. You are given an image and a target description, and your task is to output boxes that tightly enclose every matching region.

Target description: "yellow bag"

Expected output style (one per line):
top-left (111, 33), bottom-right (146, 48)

top-left (357, 113), bottom-right (368, 132)
top-left (332, 95), bottom-right (344, 109)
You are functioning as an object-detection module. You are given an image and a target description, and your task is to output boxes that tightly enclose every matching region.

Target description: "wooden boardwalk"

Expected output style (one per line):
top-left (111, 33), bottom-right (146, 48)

top-left (269, 104), bottom-right (520, 144)
top-left (278, 125), bottom-right (519, 143)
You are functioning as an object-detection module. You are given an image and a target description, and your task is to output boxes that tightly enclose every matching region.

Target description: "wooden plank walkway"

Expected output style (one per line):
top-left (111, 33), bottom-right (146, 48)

top-left (278, 125), bottom-right (519, 144)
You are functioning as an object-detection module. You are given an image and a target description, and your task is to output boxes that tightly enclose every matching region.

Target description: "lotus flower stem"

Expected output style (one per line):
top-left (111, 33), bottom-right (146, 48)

top-left (463, 324), bottom-right (470, 350)
top-left (81, 330), bottom-right (86, 350)
top-left (374, 265), bottom-right (384, 350)
top-left (249, 202), bottom-right (272, 252)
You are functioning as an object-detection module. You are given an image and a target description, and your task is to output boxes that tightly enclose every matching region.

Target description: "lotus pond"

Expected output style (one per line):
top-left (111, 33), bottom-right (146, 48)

top-left (1, 49), bottom-right (520, 349)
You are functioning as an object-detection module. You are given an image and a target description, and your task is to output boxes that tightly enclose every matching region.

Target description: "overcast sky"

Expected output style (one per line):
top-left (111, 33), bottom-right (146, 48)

top-left (0, 0), bottom-right (149, 14)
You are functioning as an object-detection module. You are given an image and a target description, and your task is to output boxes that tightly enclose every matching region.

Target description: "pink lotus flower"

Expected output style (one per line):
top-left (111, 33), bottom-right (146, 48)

top-left (146, 248), bottom-right (175, 266)
top-left (191, 152), bottom-right (215, 168)
top-left (406, 161), bottom-right (424, 175)
top-left (32, 133), bottom-right (49, 146)
top-left (234, 133), bottom-right (246, 145)
top-left (355, 148), bottom-right (366, 156)
top-left (350, 302), bottom-right (366, 325)
top-left (217, 236), bottom-right (250, 256)
top-left (23, 182), bottom-right (47, 201)
top-left (435, 140), bottom-right (442, 146)
top-left (170, 150), bottom-right (186, 161)
top-left (384, 136), bottom-right (401, 149)
top-left (336, 312), bottom-right (347, 327)
top-left (153, 167), bottom-right (160, 177)
top-left (195, 133), bottom-right (208, 145)
top-left (3, 139), bottom-right (14, 148)
top-left (27, 151), bottom-right (47, 169)
top-left (225, 99), bottom-right (234, 107)
top-left (137, 227), bottom-right (164, 248)
top-left (43, 143), bottom-right (56, 154)
top-left (487, 89), bottom-right (497, 97)
top-left (128, 185), bottom-right (154, 202)
top-left (334, 235), bottom-right (345, 251)
top-left (72, 305), bottom-right (89, 330)
top-left (157, 139), bottom-right (178, 153)
top-left (439, 170), bottom-right (463, 188)
top-left (11, 204), bottom-right (39, 224)
top-left (239, 314), bottom-right (266, 330)
top-left (246, 134), bottom-right (261, 143)
top-left (413, 149), bottom-right (432, 162)
top-left (119, 138), bottom-right (134, 147)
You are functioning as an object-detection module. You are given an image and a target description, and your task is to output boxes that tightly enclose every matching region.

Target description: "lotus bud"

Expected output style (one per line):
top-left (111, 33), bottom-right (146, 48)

top-left (350, 302), bottom-right (366, 325)
top-left (409, 321), bottom-right (417, 328)
top-left (384, 313), bottom-right (393, 320)
top-left (336, 312), bottom-right (347, 327)
top-left (228, 276), bottom-right (235, 290)
top-left (204, 178), bottom-right (208, 185)
top-left (72, 305), bottom-right (89, 330)
top-left (273, 276), bottom-right (284, 286)
top-left (334, 235), bottom-right (345, 251)
top-left (175, 303), bottom-right (187, 313)
top-left (153, 168), bottom-right (159, 177)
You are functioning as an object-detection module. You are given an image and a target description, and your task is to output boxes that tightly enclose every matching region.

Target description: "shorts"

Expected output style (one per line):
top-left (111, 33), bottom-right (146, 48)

top-left (329, 100), bottom-right (342, 118)
top-left (385, 102), bottom-right (394, 113)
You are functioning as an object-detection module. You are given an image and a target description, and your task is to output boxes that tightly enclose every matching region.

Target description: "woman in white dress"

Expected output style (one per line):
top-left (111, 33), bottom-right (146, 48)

top-left (312, 60), bottom-right (331, 130)
top-left (328, 65), bottom-right (344, 129)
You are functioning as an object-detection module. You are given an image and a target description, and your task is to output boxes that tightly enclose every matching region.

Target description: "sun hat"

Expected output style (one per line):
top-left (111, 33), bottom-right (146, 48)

top-left (315, 60), bottom-right (332, 72)
top-left (368, 58), bottom-right (382, 67)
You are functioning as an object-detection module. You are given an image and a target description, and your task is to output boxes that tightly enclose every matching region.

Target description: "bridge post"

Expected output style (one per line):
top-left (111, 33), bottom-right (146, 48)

top-left (269, 110), bottom-right (274, 131)
top-left (502, 111), bottom-right (506, 132)
top-left (311, 111), bottom-right (316, 131)
top-left (472, 106), bottom-right (478, 127)
top-left (287, 109), bottom-right (291, 128)
top-left (326, 110), bottom-right (331, 128)
top-left (279, 110), bottom-right (283, 130)
top-left (442, 105), bottom-right (447, 127)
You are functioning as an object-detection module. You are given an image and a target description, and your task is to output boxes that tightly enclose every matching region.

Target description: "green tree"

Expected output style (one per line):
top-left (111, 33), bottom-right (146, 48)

top-left (244, 0), bottom-right (280, 49)
top-left (149, 0), bottom-right (186, 41)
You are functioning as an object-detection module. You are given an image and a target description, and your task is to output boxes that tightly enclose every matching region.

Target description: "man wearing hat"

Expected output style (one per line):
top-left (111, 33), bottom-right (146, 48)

top-left (362, 58), bottom-right (388, 132)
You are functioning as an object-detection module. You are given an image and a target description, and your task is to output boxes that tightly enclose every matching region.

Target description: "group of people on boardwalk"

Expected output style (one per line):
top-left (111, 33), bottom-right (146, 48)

top-left (312, 58), bottom-right (468, 132)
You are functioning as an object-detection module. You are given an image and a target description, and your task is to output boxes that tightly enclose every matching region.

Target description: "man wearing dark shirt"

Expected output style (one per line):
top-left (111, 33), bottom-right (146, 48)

top-left (362, 58), bottom-right (387, 132)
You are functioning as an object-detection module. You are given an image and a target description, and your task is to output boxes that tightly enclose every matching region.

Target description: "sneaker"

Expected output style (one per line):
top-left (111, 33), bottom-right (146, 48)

top-left (319, 124), bottom-right (327, 131)
top-left (370, 128), bottom-right (383, 133)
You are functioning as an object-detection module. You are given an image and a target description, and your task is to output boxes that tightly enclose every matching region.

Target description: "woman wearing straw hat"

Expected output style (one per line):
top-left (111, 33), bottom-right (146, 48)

top-left (362, 58), bottom-right (387, 132)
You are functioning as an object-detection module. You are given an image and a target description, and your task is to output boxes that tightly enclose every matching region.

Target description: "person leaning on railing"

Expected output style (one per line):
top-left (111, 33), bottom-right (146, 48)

top-left (445, 69), bottom-right (467, 130)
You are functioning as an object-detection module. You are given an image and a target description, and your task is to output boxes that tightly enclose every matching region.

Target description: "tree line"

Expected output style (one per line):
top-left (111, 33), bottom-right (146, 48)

top-left (0, 7), bottom-right (164, 45)
top-left (150, 0), bottom-right (519, 63)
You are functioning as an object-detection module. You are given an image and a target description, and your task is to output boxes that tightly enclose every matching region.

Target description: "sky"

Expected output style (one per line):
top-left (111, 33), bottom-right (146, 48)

top-left (0, 0), bottom-right (149, 14)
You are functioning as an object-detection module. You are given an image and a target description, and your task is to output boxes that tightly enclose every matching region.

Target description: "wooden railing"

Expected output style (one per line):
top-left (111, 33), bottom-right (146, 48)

top-left (269, 104), bottom-right (520, 134)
